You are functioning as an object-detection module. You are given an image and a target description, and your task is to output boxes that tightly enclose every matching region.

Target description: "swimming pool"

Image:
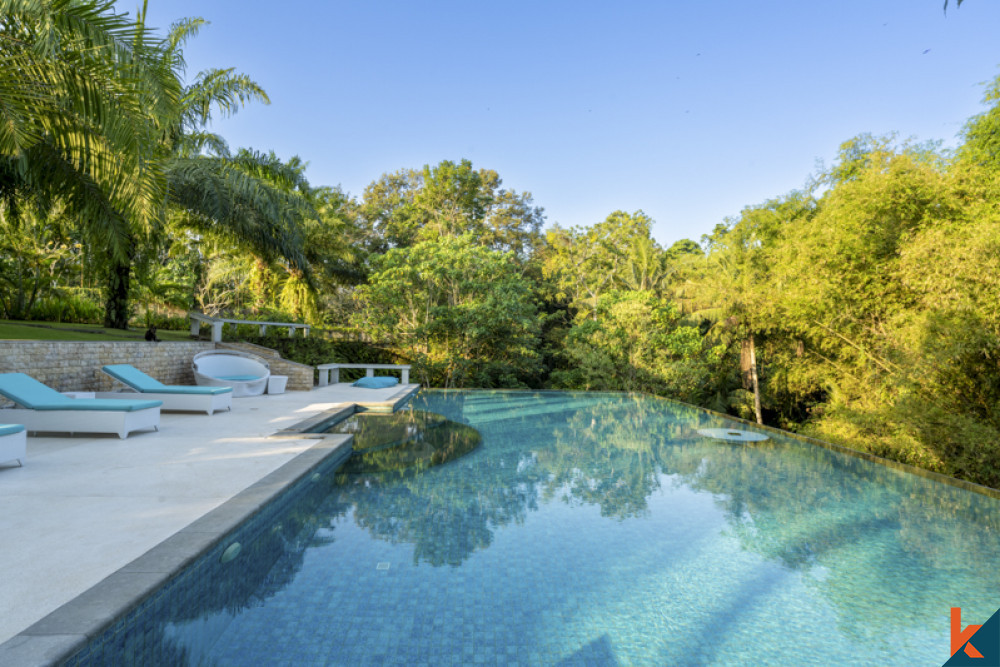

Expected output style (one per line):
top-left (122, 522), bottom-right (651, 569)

top-left (68, 390), bottom-right (1000, 665)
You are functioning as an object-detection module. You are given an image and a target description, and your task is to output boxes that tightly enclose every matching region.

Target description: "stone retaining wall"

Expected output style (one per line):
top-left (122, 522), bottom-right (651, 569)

top-left (0, 340), bottom-right (315, 402)
top-left (0, 341), bottom-right (215, 397)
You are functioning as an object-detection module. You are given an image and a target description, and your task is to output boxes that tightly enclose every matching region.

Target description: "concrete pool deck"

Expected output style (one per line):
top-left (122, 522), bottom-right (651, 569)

top-left (0, 382), bottom-right (418, 663)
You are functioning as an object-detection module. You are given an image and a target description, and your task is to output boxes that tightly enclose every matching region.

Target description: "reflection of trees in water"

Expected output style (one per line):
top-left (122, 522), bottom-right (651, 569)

top-left (665, 436), bottom-right (1000, 642)
top-left (336, 393), bottom-right (706, 563)
top-left (77, 391), bottom-right (1000, 663)
top-left (70, 458), bottom-right (353, 664)
top-left (342, 390), bottom-right (1000, 642)
top-left (335, 410), bottom-right (481, 475)
top-left (338, 443), bottom-right (548, 566)
top-left (540, 393), bottom-right (700, 519)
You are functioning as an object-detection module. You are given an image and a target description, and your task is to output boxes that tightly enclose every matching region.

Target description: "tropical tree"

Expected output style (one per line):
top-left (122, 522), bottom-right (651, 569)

top-left (541, 210), bottom-right (666, 321)
top-left (354, 234), bottom-right (542, 388)
top-left (0, 198), bottom-right (77, 319)
top-left (360, 159), bottom-right (544, 258)
top-left (126, 13), bottom-right (315, 326)
top-left (695, 193), bottom-right (815, 423)
top-left (0, 0), bottom-right (182, 327)
top-left (552, 290), bottom-right (720, 401)
top-left (957, 71), bottom-right (1000, 170)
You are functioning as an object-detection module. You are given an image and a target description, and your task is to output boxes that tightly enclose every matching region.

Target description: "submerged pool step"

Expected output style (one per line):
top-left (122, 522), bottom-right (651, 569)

top-left (458, 395), bottom-right (600, 415)
top-left (460, 398), bottom-right (605, 425)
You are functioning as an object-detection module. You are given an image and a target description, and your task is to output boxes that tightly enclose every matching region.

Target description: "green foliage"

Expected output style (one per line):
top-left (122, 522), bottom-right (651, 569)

top-left (552, 290), bottom-right (724, 402)
top-left (958, 74), bottom-right (1000, 169)
top-left (542, 210), bottom-right (672, 321)
top-left (359, 158), bottom-right (544, 258)
top-left (4, 4), bottom-right (1000, 493)
top-left (0, 199), bottom-right (79, 319)
top-left (354, 234), bottom-right (542, 388)
top-left (28, 293), bottom-right (103, 324)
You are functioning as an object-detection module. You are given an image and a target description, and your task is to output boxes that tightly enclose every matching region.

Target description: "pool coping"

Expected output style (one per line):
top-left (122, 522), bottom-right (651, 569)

top-left (269, 383), bottom-right (421, 438)
top-left (0, 436), bottom-right (353, 666)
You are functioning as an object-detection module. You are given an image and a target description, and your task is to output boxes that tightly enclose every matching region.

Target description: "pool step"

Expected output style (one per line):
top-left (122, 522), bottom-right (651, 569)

top-left (459, 398), bottom-right (605, 425)
top-left (458, 395), bottom-right (599, 415)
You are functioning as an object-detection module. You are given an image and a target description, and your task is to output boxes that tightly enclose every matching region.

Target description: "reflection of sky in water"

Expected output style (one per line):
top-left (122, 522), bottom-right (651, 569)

top-left (75, 391), bottom-right (1000, 666)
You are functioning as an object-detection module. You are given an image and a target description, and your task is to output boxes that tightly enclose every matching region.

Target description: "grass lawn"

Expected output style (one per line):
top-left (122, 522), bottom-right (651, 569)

top-left (0, 320), bottom-right (195, 342)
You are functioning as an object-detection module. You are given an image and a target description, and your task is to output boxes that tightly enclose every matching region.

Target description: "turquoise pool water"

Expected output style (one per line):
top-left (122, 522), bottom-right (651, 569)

top-left (70, 390), bottom-right (1000, 665)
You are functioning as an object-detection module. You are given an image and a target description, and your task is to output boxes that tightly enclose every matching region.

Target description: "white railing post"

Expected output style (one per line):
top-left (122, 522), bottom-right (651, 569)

top-left (401, 368), bottom-right (409, 384)
top-left (211, 322), bottom-right (223, 343)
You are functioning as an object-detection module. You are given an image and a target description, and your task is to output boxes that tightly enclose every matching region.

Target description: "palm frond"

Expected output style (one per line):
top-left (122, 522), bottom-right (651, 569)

top-left (181, 67), bottom-right (269, 130)
top-left (165, 155), bottom-right (312, 280)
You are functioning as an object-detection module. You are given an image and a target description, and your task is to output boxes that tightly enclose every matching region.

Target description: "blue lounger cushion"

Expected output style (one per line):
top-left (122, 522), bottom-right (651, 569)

top-left (0, 373), bottom-right (162, 412)
top-left (102, 365), bottom-right (232, 395)
top-left (352, 376), bottom-right (399, 389)
top-left (0, 423), bottom-right (25, 436)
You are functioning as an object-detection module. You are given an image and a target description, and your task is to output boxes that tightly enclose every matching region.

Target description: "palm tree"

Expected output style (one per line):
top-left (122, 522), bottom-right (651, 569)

top-left (2, 2), bottom-right (317, 327)
top-left (158, 18), bottom-right (316, 320)
top-left (0, 0), bottom-right (181, 327)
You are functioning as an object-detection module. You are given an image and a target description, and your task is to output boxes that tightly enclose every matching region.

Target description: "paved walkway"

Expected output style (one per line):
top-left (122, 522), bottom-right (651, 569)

top-left (0, 383), bottom-right (417, 646)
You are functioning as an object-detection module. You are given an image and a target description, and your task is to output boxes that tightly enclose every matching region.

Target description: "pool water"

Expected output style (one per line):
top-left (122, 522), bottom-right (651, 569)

top-left (69, 391), bottom-right (1000, 665)
top-left (327, 409), bottom-right (481, 474)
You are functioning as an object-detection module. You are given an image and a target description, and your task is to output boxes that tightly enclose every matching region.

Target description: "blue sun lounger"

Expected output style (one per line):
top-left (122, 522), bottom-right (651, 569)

top-left (0, 423), bottom-right (26, 466)
top-left (99, 364), bottom-right (232, 415)
top-left (0, 373), bottom-right (161, 439)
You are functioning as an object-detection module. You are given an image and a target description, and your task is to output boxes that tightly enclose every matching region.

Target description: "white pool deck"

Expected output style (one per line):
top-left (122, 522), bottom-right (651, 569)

top-left (0, 382), bottom-right (418, 649)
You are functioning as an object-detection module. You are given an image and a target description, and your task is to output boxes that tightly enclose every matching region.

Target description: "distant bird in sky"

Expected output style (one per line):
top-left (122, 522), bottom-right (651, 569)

top-left (922, 48), bottom-right (931, 54)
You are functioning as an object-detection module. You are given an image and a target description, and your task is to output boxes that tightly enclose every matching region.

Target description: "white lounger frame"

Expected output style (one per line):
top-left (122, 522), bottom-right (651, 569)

top-left (0, 429), bottom-right (26, 466)
top-left (95, 390), bottom-right (232, 415)
top-left (1, 407), bottom-right (160, 440)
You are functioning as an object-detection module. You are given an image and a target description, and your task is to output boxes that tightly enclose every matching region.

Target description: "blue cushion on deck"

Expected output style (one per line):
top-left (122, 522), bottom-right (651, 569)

top-left (103, 364), bottom-right (231, 395)
top-left (0, 424), bottom-right (25, 436)
top-left (352, 376), bottom-right (399, 389)
top-left (0, 373), bottom-right (161, 412)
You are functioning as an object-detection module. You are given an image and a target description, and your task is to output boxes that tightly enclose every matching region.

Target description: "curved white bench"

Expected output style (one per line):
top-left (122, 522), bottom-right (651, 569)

top-left (192, 351), bottom-right (270, 397)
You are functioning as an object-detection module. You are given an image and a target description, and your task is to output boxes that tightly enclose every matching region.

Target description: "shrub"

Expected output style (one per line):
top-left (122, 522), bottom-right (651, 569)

top-left (29, 293), bottom-right (103, 324)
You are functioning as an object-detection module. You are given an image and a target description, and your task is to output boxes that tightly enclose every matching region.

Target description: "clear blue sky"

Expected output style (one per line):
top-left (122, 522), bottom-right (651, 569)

top-left (125, 0), bottom-right (1000, 246)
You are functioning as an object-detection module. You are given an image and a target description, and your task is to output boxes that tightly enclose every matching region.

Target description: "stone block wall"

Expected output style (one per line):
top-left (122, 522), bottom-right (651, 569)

top-left (0, 341), bottom-right (216, 403)
top-left (0, 340), bottom-right (315, 403)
